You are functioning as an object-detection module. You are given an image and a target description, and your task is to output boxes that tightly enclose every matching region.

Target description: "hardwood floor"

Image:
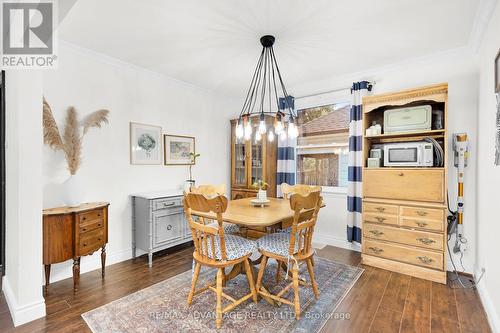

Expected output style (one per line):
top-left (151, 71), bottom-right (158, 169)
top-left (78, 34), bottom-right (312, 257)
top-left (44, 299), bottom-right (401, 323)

top-left (0, 244), bottom-right (491, 333)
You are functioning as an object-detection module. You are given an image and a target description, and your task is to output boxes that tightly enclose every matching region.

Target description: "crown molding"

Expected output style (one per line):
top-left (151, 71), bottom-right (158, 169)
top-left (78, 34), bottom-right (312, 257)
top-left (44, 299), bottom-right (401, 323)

top-left (469, 0), bottom-right (498, 52)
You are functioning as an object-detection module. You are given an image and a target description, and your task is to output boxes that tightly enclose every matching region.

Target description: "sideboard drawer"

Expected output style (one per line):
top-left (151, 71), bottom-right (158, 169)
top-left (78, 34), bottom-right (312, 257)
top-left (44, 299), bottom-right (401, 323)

top-left (364, 239), bottom-right (443, 270)
top-left (79, 218), bottom-right (104, 234)
top-left (400, 206), bottom-right (444, 221)
top-left (79, 209), bottom-right (105, 224)
top-left (363, 212), bottom-right (399, 226)
top-left (363, 169), bottom-right (444, 202)
top-left (152, 210), bottom-right (183, 247)
top-left (364, 223), bottom-right (443, 251)
top-left (154, 198), bottom-right (183, 211)
top-left (79, 229), bottom-right (105, 256)
top-left (363, 202), bottom-right (398, 215)
top-left (400, 217), bottom-right (444, 232)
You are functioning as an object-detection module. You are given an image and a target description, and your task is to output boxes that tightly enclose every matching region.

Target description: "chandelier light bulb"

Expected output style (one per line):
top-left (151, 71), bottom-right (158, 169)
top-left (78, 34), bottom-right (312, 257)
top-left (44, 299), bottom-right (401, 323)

top-left (268, 130), bottom-right (275, 142)
top-left (244, 121), bottom-right (252, 140)
top-left (279, 130), bottom-right (287, 141)
top-left (258, 120), bottom-right (266, 134)
top-left (255, 131), bottom-right (262, 142)
top-left (275, 119), bottom-right (284, 134)
top-left (235, 121), bottom-right (244, 139)
top-left (287, 122), bottom-right (296, 138)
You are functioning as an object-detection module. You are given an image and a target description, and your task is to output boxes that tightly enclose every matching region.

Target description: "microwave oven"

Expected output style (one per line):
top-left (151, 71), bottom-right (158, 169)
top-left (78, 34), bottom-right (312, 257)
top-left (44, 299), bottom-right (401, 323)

top-left (384, 105), bottom-right (432, 133)
top-left (383, 141), bottom-right (434, 167)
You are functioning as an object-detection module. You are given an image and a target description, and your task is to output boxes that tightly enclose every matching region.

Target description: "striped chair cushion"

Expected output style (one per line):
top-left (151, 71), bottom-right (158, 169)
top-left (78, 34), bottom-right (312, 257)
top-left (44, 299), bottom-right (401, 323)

top-left (257, 232), bottom-right (299, 257)
top-left (209, 235), bottom-right (257, 261)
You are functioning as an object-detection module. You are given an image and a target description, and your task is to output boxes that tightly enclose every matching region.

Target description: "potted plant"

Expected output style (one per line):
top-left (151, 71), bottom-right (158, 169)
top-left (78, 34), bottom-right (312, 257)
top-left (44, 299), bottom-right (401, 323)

top-left (252, 179), bottom-right (269, 201)
top-left (43, 98), bottom-right (109, 206)
top-left (185, 152), bottom-right (200, 191)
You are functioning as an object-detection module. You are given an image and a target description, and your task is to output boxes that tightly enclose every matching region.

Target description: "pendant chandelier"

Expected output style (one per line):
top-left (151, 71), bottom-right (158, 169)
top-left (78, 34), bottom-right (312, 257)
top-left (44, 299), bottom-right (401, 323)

top-left (235, 35), bottom-right (298, 142)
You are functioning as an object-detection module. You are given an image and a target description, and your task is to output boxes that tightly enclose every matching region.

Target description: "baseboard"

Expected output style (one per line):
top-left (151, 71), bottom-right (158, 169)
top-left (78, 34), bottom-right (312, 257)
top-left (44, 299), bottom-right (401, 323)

top-left (48, 248), bottom-right (133, 284)
top-left (313, 234), bottom-right (361, 252)
top-left (1, 276), bottom-right (46, 327)
top-left (475, 276), bottom-right (500, 333)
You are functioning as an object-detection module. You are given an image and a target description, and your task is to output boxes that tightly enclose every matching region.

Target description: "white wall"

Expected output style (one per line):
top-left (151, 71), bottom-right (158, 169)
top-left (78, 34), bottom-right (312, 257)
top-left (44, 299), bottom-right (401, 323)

top-left (475, 1), bottom-right (500, 330)
top-left (3, 71), bottom-right (46, 326)
top-left (41, 43), bottom-right (239, 282)
top-left (291, 48), bottom-right (479, 273)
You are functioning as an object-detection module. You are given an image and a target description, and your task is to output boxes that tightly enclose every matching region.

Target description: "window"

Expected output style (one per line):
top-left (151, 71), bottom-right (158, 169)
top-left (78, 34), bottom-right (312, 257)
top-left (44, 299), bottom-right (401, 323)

top-left (295, 101), bottom-right (350, 191)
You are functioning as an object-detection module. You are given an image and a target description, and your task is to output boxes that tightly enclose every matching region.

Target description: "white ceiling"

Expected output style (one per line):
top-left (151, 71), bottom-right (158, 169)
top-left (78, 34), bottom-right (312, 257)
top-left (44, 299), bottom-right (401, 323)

top-left (60, 0), bottom-right (479, 96)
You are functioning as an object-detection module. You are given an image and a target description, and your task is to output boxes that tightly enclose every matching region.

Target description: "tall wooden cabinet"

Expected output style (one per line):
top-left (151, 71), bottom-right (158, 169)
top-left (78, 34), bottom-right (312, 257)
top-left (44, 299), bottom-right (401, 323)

top-left (230, 115), bottom-right (278, 199)
top-left (360, 83), bottom-right (449, 284)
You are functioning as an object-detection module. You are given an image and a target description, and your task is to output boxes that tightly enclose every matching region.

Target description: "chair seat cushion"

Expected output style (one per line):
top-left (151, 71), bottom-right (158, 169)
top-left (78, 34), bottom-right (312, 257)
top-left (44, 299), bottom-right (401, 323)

top-left (209, 235), bottom-right (257, 261)
top-left (257, 232), bottom-right (298, 257)
top-left (206, 221), bottom-right (240, 234)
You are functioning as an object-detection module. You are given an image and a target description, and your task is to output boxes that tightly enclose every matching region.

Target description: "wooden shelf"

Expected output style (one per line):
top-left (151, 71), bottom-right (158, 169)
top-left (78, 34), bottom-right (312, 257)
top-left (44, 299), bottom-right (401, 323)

top-left (365, 167), bottom-right (445, 171)
top-left (365, 129), bottom-right (445, 140)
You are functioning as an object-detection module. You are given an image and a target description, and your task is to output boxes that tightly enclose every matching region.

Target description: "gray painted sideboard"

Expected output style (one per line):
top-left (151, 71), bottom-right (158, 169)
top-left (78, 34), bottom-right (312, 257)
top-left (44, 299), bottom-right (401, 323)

top-left (131, 190), bottom-right (191, 267)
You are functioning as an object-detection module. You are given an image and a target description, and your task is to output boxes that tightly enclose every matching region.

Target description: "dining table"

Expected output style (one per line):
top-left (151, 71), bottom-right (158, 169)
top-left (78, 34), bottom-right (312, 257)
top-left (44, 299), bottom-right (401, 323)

top-left (190, 196), bottom-right (319, 305)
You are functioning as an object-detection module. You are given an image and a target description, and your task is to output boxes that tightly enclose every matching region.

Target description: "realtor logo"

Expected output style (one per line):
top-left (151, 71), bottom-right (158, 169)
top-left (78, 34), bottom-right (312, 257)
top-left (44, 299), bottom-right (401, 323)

top-left (1, 0), bottom-right (58, 68)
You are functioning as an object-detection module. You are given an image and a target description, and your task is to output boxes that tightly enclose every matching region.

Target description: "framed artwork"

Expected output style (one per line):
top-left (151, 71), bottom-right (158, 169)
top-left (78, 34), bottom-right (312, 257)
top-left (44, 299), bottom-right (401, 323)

top-left (164, 134), bottom-right (195, 165)
top-left (496, 49), bottom-right (500, 93)
top-left (130, 122), bottom-right (162, 165)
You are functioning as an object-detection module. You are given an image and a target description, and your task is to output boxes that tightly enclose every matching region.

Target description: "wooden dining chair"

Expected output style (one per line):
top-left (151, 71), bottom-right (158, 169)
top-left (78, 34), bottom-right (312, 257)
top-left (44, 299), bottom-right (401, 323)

top-left (255, 191), bottom-right (323, 319)
top-left (190, 184), bottom-right (239, 235)
top-left (281, 183), bottom-right (321, 199)
top-left (184, 192), bottom-right (258, 329)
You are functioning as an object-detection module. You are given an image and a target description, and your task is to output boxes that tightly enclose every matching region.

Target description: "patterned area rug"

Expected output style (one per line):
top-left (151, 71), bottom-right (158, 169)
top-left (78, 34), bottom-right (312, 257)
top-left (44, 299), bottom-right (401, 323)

top-left (82, 257), bottom-right (363, 333)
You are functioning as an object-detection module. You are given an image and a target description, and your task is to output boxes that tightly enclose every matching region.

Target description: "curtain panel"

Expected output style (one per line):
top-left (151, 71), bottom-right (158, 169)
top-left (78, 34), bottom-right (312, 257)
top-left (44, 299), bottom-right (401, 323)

top-left (276, 96), bottom-right (296, 197)
top-left (347, 81), bottom-right (372, 243)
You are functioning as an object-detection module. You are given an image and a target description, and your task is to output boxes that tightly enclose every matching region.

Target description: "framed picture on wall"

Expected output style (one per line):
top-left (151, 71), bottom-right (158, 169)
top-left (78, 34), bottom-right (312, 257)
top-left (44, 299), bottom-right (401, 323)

top-left (164, 134), bottom-right (195, 165)
top-left (130, 122), bottom-right (163, 165)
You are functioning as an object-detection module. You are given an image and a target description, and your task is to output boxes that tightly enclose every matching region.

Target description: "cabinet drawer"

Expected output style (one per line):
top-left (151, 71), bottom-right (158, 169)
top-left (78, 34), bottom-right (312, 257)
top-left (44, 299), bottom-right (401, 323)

top-left (78, 209), bottom-right (104, 224)
top-left (364, 223), bottom-right (443, 251)
top-left (153, 197), bottom-right (182, 211)
top-left (79, 229), bottom-right (105, 256)
top-left (363, 202), bottom-right (398, 215)
top-left (364, 239), bottom-right (443, 270)
top-left (400, 206), bottom-right (444, 221)
top-left (153, 210), bottom-right (183, 247)
top-left (363, 169), bottom-right (444, 202)
top-left (400, 217), bottom-right (444, 232)
top-left (79, 219), bottom-right (104, 234)
top-left (363, 213), bottom-right (399, 226)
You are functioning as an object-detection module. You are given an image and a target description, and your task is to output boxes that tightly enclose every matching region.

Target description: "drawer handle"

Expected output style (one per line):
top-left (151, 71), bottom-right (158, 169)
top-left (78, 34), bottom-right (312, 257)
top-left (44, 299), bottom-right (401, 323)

top-left (163, 202), bottom-right (175, 207)
top-left (375, 207), bottom-right (386, 212)
top-left (83, 243), bottom-right (87, 247)
top-left (97, 223), bottom-right (101, 227)
top-left (167, 224), bottom-right (172, 230)
top-left (82, 228), bottom-right (87, 232)
top-left (375, 216), bottom-right (387, 223)
top-left (417, 238), bottom-right (436, 245)
top-left (398, 172), bottom-right (404, 176)
top-left (417, 256), bottom-right (434, 264)
top-left (416, 210), bottom-right (428, 216)
top-left (83, 217), bottom-right (87, 221)
top-left (369, 230), bottom-right (384, 237)
top-left (97, 213), bottom-right (101, 217)
top-left (368, 246), bottom-right (384, 254)
top-left (98, 238), bottom-right (101, 241)
top-left (415, 221), bottom-right (428, 227)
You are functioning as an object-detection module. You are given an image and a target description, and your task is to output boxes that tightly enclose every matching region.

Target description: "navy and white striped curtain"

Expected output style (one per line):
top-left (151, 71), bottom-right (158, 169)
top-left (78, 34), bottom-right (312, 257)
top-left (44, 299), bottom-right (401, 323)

top-left (276, 96), bottom-right (296, 197)
top-left (347, 82), bottom-right (372, 243)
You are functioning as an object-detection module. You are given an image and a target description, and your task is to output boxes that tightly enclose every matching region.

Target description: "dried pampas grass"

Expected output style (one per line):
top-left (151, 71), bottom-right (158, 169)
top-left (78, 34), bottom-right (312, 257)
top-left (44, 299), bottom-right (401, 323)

top-left (42, 98), bottom-right (110, 175)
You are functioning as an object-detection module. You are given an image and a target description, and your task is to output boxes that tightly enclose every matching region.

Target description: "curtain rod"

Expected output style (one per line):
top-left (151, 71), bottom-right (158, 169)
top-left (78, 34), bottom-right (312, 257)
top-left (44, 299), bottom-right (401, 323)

top-left (294, 81), bottom-right (376, 100)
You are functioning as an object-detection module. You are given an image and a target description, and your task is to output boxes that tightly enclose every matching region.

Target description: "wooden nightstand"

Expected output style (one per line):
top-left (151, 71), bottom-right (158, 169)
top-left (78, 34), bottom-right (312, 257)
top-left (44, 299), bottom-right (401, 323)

top-left (43, 202), bottom-right (110, 291)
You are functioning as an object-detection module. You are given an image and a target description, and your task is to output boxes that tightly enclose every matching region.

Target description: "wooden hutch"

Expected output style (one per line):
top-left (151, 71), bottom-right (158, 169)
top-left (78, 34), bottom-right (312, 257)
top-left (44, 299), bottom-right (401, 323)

top-left (361, 83), bottom-right (449, 284)
top-left (230, 115), bottom-right (278, 199)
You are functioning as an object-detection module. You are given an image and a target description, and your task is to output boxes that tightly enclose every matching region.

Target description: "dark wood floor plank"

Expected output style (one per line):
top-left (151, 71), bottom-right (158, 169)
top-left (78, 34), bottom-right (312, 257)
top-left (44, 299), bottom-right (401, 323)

top-left (369, 308), bottom-right (403, 333)
top-left (431, 281), bottom-right (459, 323)
top-left (400, 278), bottom-right (431, 333)
top-left (0, 245), bottom-right (492, 333)
top-left (322, 265), bottom-right (391, 333)
top-left (379, 272), bottom-right (411, 313)
top-left (455, 286), bottom-right (492, 333)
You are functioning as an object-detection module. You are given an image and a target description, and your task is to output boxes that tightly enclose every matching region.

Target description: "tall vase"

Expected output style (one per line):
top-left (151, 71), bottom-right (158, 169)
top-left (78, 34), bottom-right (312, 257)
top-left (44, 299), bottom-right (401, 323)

top-left (63, 174), bottom-right (85, 207)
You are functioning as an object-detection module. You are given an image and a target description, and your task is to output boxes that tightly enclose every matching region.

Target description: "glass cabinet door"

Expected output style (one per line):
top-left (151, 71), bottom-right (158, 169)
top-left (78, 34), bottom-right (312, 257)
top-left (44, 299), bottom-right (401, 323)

top-left (251, 140), bottom-right (263, 185)
top-left (234, 141), bottom-right (246, 186)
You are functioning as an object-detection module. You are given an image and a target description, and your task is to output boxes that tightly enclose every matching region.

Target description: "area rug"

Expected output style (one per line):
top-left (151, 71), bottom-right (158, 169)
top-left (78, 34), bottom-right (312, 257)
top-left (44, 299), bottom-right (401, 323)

top-left (82, 257), bottom-right (363, 333)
